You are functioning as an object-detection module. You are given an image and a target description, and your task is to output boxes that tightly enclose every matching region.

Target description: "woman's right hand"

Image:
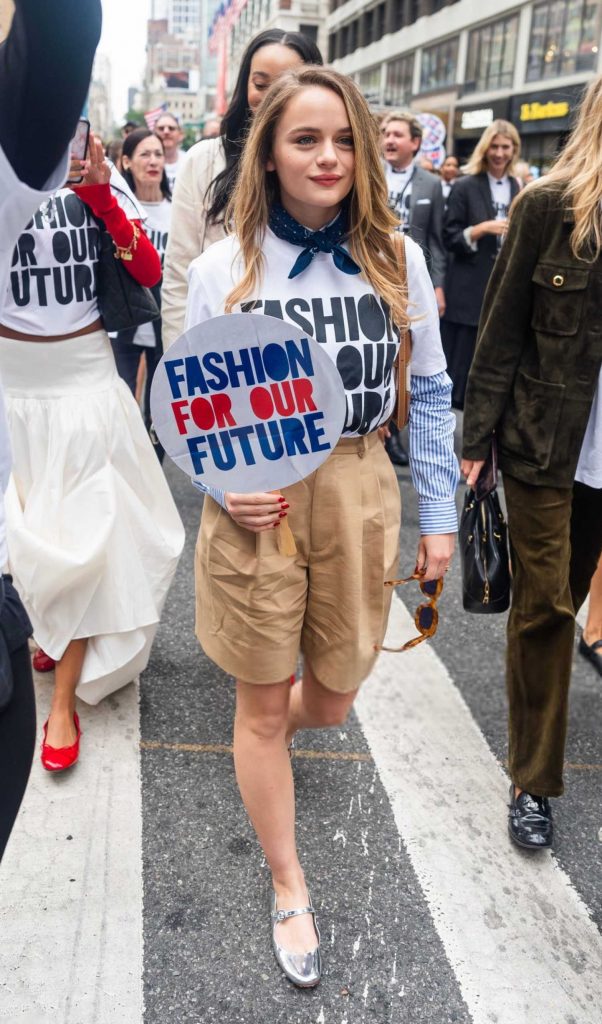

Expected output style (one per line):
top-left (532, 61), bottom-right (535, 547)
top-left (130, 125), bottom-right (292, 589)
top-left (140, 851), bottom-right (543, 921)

top-left (471, 219), bottom-right (509, 241)
top-left (225, 492), bottom-right (289, 532)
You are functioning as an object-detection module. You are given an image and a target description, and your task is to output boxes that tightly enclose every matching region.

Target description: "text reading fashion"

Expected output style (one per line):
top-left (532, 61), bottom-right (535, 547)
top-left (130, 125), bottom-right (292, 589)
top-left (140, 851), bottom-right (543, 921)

top-left (164, 336), bottom-right (331, 475)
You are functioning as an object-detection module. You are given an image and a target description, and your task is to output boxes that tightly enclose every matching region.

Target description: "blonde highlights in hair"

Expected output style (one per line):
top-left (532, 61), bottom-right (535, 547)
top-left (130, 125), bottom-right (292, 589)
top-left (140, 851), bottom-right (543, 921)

top-left (463, 119), bottom-right (521, 176)
top-left (224, 66), bottom-right (408, 332)
top-left (520, 76), bottom-right (602, 261)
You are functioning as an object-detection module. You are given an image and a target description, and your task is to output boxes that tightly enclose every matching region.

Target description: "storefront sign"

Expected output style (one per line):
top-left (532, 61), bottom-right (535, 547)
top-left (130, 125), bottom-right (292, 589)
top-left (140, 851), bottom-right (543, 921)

top-left (510, 85), bottom-right (585, 135)
top-left (520, 100), bottom-right (570, 122)
top-left (460, 108), bottom-right (494, 131)
top-left (150, 313), bottom-right (346, 492)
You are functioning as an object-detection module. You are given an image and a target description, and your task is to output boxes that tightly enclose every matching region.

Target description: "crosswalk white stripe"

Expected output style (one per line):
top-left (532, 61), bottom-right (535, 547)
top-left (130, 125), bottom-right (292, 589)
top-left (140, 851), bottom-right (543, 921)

top-left (0, 677), bottom-right (143, 1024)
top-left (355, 594), bottom-right (602, 1024)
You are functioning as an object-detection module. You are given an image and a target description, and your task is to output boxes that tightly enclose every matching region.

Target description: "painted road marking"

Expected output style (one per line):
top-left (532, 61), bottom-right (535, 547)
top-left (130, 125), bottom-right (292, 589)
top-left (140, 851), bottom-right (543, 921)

top-left (355, 593), bottom-right (602, 1024)
top-left (0, 678), bottom-right (143, 1024)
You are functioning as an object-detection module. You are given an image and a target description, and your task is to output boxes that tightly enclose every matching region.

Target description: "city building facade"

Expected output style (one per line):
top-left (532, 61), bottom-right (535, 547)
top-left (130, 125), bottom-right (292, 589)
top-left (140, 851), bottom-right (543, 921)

top-left (227, 0), bottom-right (326, 86)
top-left (328, 0), bottom-right (602, 167)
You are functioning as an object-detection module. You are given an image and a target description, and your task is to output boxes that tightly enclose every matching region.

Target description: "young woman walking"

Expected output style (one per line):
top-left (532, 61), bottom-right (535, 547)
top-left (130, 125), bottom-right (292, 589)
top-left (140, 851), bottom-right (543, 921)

top-left (184, 66), bottom-right (458, 986)
top-left (0, 134), bottom-right (184, 770)
top-left (162, 27), bottom-right (322, 348)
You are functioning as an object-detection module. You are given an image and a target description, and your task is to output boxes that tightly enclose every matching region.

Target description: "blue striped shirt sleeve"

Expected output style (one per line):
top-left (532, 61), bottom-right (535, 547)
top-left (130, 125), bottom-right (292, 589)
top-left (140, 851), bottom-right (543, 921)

top-left (408, 370), bottom-right (460, 535)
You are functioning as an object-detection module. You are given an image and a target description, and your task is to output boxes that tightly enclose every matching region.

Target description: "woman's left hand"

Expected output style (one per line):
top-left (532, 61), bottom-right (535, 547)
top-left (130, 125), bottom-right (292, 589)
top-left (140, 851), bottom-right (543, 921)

top-left (415, 534), bottom-right (455, 582)
top-left (70, 131), bottom-right (110, 188)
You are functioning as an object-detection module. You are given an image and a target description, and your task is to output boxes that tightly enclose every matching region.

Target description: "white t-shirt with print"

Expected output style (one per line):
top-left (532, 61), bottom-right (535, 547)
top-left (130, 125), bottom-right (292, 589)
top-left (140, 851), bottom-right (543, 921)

top-left (165, 150), bottom-right (187, 193)
top-left (575, 367), bottom-right (602, 488)
top-left (186, 228), bottom-right (446, 437)
top-left (0, 143), bottom-right (69, 567)
top-left (385, 162), bottom-right (415, 233)
top-left (2, 172), bottom-right (146, 338)
top-left (133, 197), bottom-right (172, 348)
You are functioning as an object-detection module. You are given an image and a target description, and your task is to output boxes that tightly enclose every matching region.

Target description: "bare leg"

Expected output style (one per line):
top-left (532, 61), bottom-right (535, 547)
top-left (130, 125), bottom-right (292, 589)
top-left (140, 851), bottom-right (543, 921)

top-left (234, 677), bottom-right (318, 955)
top-left (45, 638), bottom-right (87, 748)
top-left (286, 659), bottom-right (358, 747)
top-left (583, 554), bottom-right (602, 647)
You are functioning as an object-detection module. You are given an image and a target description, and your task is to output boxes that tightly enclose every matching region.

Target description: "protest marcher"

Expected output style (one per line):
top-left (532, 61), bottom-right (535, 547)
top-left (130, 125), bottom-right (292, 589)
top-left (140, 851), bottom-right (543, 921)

top-left (0, 133), bottom-right (184, 772)
top-left (184, 66), bottom-right (458, 987)
top-left (381, 110), bottom-right (446, 467)
top-left (162, 27), bottom-right (323, 349)
top-left (462, 76), bottom-right (602, 850)
top-left (111, 128), bottom-right (172, 460)
top-left (440, 154), bottom-right (459, 203)
top-left (105, 138), bottom-right (123, 171)
top-left (580, 555), bottom-right (602, 675)
top-left (201, 117), bottom-right (221, 140)
top-left (0, 0), bottom-right (101, 858)
top-left (121, 120), bottom-right (140, 138)
top-left (154, 112), bottom-right (185, 192)
top-left (441, 120), bottom-right (520, 409)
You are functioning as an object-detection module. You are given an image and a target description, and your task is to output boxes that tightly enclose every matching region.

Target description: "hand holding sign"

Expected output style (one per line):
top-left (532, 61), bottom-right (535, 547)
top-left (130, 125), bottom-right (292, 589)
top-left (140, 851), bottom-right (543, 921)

top-left (150, 314), bottom-right (346, 552)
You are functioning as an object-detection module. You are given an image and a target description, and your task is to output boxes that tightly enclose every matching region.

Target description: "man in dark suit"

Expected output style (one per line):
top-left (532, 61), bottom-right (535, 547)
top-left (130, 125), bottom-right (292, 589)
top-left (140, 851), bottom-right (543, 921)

top-left (381, 111), bottom-right (447, 465)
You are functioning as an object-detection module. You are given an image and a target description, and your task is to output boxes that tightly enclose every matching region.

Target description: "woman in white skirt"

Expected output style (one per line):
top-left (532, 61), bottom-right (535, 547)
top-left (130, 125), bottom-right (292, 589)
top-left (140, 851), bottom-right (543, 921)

top-left (0, 134), bottom-right (184, 770)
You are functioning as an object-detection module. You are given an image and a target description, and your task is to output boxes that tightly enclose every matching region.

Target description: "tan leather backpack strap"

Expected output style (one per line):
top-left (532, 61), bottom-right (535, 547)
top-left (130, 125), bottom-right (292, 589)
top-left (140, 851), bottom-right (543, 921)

top-left (391, 232), bottom-right (411, 429)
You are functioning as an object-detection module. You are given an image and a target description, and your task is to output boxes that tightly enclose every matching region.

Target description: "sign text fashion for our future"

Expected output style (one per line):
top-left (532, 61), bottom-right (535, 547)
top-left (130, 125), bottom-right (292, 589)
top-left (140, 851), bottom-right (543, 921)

top-left (150, 314), bottom-right (346, 493)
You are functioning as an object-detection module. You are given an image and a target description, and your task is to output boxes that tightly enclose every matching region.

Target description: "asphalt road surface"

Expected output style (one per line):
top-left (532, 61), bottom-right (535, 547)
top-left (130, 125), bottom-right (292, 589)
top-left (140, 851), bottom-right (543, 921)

top-left (2, 424), bottom-right (601, 1024)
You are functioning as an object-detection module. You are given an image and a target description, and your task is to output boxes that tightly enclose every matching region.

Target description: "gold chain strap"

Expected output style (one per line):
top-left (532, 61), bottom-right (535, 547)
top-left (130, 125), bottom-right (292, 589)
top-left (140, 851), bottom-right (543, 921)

top-left (114, 222), bottom-right (140, 262)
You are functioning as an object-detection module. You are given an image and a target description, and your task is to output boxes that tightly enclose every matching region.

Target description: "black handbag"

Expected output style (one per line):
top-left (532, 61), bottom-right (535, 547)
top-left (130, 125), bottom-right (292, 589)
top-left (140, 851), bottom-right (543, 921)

top-left (94, 218), bottom-right (160, 334)
top-left (459, 440), bottom-right (511, 614)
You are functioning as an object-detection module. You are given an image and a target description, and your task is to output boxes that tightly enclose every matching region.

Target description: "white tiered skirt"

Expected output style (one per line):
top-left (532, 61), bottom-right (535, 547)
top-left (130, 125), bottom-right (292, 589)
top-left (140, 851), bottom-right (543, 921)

top-left (0, 330), bottom-right (185, 705)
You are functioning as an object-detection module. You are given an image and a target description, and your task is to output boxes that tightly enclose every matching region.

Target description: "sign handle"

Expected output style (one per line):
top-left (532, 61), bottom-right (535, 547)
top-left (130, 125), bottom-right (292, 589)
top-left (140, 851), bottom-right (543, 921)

top-left (271, 490), bottom-right (297, 556)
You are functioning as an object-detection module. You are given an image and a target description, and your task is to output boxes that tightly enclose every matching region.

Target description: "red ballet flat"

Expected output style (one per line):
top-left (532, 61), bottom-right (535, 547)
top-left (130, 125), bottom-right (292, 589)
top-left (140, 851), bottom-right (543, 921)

top-left (33, 649), bottom-right (56, 673)
top-left (40, 712), bottom-right (82, 772)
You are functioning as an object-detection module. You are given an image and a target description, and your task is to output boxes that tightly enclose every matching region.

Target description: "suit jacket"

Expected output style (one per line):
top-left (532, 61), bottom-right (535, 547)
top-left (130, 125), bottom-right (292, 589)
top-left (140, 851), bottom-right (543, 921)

top-left (462, 182), bottom-right (602, 487)
top-left (443, 172), bottom-right (519, 326)
top-left (383, 161), bottom-right (447, 289)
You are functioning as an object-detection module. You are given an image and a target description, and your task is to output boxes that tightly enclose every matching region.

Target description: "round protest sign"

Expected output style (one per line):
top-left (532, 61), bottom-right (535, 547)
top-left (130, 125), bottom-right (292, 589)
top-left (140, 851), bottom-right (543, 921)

top-left (150, 313), bottom-right (346, 493)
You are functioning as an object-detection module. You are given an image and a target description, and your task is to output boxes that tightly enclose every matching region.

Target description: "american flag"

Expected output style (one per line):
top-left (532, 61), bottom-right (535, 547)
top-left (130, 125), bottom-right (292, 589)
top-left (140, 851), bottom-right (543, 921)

top-left (144, 102), bottom-right (169, 131)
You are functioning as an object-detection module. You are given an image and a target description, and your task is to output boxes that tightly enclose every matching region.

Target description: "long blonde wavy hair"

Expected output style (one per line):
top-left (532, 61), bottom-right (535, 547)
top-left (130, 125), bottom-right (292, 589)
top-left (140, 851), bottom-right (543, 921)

top-left (224, 66), bottom-right (409, 332)
top-left (463, 119), bottom-right (521, 176)
top-left (519, 76), bottom-right (602, 260)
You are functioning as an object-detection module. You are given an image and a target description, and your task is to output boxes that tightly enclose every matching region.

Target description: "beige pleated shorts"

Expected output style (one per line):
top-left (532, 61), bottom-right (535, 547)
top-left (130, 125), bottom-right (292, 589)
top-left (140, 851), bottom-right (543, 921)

top-left (195, 431), bottom-right (401, 693)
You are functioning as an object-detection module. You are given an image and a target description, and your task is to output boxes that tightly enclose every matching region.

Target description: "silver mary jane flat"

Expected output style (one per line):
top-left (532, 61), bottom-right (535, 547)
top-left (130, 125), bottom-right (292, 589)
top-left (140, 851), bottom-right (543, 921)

top-left (271, 892), bottom-right (322, 988)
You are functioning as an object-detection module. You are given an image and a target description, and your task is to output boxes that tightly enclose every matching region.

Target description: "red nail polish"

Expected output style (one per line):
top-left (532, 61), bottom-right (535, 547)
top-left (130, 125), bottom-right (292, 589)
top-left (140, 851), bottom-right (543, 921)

top-left (280, 503), bottom-right (290, 510)
top-left (278, 512), bottom-right (287, 518)
top-left (278, 496), bottom-right (286, 503)
top-left (273, 522), bottom-right (281, 528)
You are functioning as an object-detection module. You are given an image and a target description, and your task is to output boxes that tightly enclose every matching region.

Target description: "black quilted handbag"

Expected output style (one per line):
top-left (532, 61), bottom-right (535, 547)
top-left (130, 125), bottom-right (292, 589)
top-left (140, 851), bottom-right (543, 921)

top-left (459, 440), bottom-right (511, 614)
top-left (94, 219), bottom-right (160, 333)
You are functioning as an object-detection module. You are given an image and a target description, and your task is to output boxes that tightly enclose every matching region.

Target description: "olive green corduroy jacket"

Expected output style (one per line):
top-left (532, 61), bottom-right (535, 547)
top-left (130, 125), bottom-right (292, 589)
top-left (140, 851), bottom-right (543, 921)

top-left (462, 183), bottom-right (602, 487)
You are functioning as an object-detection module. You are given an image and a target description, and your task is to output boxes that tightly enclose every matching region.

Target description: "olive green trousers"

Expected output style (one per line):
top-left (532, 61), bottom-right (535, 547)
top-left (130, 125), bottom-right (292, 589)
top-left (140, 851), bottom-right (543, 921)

top-left (504, 476), bottom-right (602, 797)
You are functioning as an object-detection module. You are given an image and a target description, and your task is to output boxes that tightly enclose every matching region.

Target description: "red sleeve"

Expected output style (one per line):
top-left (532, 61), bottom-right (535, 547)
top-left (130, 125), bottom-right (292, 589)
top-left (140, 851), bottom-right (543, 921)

top-left (72, 183), bottom-right (162, 288)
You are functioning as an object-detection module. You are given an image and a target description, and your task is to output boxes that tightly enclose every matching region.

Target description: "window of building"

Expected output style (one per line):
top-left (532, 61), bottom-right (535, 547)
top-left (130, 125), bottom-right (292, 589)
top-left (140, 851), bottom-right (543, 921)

top-left (420, 36), bottom-right (459, 91)
top-left (464, 14), bottom-right (519, 94)
top-left (357, 65), bottom-right (382, 106)
top-left (299, 24), bottom-right (319, 46)
top-left (384, 53), bottom-right (414, 107)
top-left (527, 0), bottom-right (601, 80)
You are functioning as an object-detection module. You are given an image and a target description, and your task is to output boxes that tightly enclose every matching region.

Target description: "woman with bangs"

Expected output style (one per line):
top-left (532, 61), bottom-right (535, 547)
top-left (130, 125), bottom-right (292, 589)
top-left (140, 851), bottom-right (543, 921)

top-left (185, 66), bottom-right (459, 986)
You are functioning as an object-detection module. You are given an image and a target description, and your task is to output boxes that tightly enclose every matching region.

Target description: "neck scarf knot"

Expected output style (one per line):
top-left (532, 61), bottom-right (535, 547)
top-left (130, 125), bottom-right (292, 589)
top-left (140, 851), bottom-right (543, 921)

top-left (268, 203), bottom-right (361, 280)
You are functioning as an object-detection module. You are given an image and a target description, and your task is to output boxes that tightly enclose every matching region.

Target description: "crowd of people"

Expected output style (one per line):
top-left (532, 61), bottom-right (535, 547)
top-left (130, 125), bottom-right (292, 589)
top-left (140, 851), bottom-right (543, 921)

top-left (0, 2), bottom-right (600, 995)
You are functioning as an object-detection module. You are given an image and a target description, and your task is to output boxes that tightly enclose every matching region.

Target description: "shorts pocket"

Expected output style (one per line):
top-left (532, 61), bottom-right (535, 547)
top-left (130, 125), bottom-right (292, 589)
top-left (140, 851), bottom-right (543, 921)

top-left (500, 370), bottom-right (565, 470)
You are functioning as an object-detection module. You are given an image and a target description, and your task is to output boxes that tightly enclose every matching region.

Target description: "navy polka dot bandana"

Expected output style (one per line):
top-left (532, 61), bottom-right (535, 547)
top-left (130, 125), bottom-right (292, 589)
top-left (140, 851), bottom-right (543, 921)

top-left (268, 202), bottom-right (361, 280)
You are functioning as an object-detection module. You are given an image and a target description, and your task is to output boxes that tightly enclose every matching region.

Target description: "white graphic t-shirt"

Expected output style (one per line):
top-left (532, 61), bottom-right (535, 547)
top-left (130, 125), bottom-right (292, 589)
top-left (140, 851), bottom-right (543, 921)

top-left (2, 174), bottom-right (146, 338)
top-left (165, 150), bottom-right (187, 193)
top-left (385, 162), bottom-right (415, 233)
top-left (488, 173), bottom-right (511, 252)
top-left (133, 197), bottom-right (171, 349)
top-left (186, 228), bottom-right (446, 437)
top-left (0, 142), bottom-right (69, 567)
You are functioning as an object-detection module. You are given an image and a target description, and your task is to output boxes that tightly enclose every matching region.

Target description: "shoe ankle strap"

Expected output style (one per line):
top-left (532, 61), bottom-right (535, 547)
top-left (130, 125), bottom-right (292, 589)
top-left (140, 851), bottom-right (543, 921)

top-left (272, 906), bottom-right (314, 923)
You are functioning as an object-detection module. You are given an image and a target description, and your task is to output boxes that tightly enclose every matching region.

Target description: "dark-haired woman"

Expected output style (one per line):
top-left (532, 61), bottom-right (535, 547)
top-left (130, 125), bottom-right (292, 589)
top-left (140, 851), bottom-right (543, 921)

top-left (111, 128), bottom-right (171, 458)
top-left (162, 28), bottom-right (322, 348)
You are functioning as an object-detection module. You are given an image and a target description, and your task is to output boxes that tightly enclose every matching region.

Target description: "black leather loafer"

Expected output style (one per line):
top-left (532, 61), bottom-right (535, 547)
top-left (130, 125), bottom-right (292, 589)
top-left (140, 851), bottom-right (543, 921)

top-left (578, 636), bottom-right (602, 677)
top-left (508, 785), bottom-right (553, 850)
